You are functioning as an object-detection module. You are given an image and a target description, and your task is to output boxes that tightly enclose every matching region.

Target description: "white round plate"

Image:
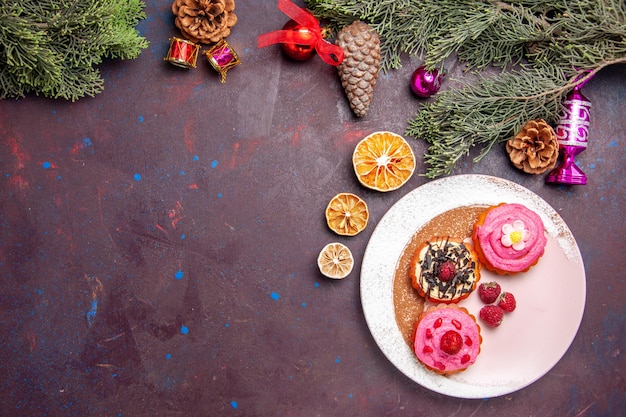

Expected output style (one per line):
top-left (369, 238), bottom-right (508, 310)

top-left (361, 175), bottom-right (586, 399)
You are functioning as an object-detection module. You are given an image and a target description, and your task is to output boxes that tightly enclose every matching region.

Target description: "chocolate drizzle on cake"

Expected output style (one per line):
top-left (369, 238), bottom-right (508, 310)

top-left (418, 238), bottom-right (477, 300)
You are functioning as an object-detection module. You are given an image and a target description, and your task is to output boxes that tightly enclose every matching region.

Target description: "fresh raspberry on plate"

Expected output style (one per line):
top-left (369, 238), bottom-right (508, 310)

top-left (478, 281), bottom-right (501, 304)
top-left (479, 305), bottom-right (504, 328)
top-left (497, 292), bottom-right (517, 313)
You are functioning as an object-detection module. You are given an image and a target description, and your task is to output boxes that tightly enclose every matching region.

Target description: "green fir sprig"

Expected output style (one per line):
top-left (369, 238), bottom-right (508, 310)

top-left (305, 0), bottom-right (626, 177)
top-left (0, 0), bottom-right (148, 101)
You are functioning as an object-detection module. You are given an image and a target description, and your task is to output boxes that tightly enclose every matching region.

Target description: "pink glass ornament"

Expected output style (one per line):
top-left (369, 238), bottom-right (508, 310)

top-left (546, 84), bottom-right (591, 185)
top-left (410, 66), bottom-right (444, 98)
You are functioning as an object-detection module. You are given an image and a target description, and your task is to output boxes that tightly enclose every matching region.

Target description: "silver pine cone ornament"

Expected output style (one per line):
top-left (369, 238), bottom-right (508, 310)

top-left (336, 21), bottom-right (381, 118)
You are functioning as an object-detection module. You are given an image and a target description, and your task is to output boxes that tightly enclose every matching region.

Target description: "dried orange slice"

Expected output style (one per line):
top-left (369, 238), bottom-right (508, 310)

top-left (317, 242), bottom-right (354, 279)
top-left (352, 131), bottom-right (416, 192)
top-left (325, 192), bottom-right (369, 236)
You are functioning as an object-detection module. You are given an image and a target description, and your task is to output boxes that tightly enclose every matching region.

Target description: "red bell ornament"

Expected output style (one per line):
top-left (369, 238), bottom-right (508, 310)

top-left (280, 19), bottom-right (316, 61)
top-left (257, 0), bottom-right (344, 66)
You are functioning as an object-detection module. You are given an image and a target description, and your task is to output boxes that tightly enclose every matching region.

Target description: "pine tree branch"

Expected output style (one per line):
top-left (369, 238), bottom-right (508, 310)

top-left (0, 0), bottom-right (148, 101)
top-left (406, 57), bottom-right (626, 178)
top-left (500, 56), bottom-right (626, 102)
top-left (306, 0), bottom-right (626, 177)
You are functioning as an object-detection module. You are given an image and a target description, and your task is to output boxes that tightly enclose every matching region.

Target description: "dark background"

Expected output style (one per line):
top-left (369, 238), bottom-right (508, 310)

top-left (1, 1), bottom-right (624, 416)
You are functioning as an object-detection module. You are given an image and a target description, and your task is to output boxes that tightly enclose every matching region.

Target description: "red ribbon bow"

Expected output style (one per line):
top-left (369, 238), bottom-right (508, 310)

top-left (257, 0), bottom-right (344, 66)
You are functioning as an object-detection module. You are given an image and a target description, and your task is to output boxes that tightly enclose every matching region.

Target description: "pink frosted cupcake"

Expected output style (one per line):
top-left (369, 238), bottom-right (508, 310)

top-left (472, 203), bottom-right (547, 274)
top-left (412, 304), bottom-right (482, 375)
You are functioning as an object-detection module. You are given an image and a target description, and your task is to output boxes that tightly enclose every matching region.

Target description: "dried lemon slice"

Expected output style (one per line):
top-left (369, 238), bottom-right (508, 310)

top-left (317, 242), bottom-right (354, 279)
top-left (325, 192), bottom-right (369, 236)
top-left (352, 131), bottom-right (416, 192)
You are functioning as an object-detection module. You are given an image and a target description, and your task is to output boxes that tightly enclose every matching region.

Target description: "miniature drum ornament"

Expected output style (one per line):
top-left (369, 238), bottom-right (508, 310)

top-left (205, 39), bottom-right (241, 83)
top-left (164, 37), bottom-right (200, 68)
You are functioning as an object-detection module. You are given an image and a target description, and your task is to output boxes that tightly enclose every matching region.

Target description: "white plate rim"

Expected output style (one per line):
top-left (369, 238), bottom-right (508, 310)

top-left (360, 174), bottom-right (586, 399)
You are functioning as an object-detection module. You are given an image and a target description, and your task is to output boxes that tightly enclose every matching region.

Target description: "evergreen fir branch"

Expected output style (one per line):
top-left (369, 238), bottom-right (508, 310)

top-left (306, 0), bottom-right (626, 177)
top-left (42, 66), bottom-right (105, 101)
top-left (307, 0), bottom-right (626, 72)
top-left (0, 0), bottom-right (148, 101)
top-left (406, 57), bottom-right (626, 178)
top-left (406, 65), bottom-right (567, 178)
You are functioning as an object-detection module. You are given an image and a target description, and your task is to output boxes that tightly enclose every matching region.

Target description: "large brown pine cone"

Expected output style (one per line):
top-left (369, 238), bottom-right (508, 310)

top-left (506, 119), bottom-right (559, 174)
top-left (336, 21), bottom-right (381, 118)
top-left (172, 0), bottom-right (237, 44)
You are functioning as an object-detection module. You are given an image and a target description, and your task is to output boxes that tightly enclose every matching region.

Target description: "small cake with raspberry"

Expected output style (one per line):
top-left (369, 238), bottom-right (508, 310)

top-left (472, 203), bottom-right (547, 274)
top-left (412, 304), bottom-right (482, 374)
top-left (409, 236), bottom-right (481, 304)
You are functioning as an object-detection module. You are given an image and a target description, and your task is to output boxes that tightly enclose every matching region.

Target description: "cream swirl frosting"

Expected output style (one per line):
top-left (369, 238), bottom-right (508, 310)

top-left (413, 306), bottom-right (481, 373)
top-left (473, 203), bottom-right (547, 273)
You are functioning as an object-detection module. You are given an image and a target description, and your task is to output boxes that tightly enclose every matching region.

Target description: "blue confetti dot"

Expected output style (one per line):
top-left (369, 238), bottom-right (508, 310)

top-left (83, 137), bottom-right (93, 147)
top-left (314, 282), bottom-right (320, 288)
top-left (193, 155), bottom-right (199, 161)
top-left (181, 325), bottom-right (189, 334)
top-left (211, 160), bottom-right (218, 169)
top-left (180, 170), bottom-right (185, 176)
top-left (230, 401), bottom-right (238, 409)
top-left (180, 234), bottom-right (186, 240)
top-left (166, 353), bottom-right (172, 360)
top-left (225, 323), bottom-right (230, 328)
top-left (133, 173), bottom-right (142, 181)
top-left (175, 270), bottom-right (184, 280)
top-left (301, 302), bottom-right (306, 307)
top-left (138, 115), bottom-right (144, 123)
top-left (42, 161), bottom-right (51, 169)
top-left (217, 193), bottom-right (223, 198)
top-left (270, 292), bottom-right (280, 300)
top-left (335, 356), bottom-right (341, 363)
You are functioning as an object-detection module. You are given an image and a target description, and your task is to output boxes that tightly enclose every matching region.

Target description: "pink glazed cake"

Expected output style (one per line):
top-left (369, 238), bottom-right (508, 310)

top-left (472, 203), bottom-right (547, 274)
top-left (412, 304), bottom-right (482, 375)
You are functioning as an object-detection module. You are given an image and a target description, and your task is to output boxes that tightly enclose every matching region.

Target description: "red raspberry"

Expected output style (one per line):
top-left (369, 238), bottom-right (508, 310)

top-left (497, 292), bottom-right (517, 313)
top-left (478, 281), bottom-right (501, 304)
top-left (439, 330), bottom-right (463, 355)
top-left (479, 305), bottom-right (504, 328)
top-left (437, 260), bottom-right (456, 282)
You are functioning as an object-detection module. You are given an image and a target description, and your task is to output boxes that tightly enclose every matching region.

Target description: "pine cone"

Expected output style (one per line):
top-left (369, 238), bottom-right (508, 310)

top-left (506, 119), bottom-right (559, 174)
top-left (172, 0), bottom-right (237, 44)
top-left (336, 21), bottom-right (381, 118)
